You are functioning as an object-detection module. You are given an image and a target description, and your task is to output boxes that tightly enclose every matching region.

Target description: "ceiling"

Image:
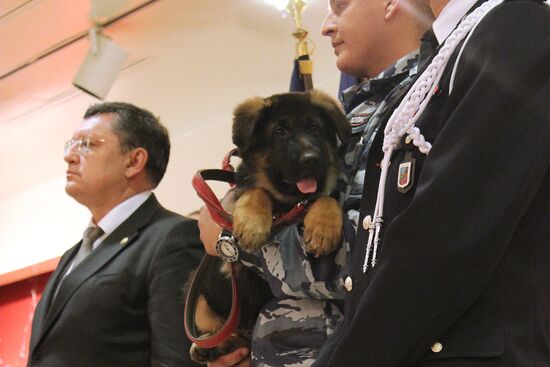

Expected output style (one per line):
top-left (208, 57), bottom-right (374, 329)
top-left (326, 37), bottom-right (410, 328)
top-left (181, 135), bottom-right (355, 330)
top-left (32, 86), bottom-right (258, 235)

top-left (0, 0), bottom-right (159, 125)
top-left (0, 0), bottom-right (334, 128)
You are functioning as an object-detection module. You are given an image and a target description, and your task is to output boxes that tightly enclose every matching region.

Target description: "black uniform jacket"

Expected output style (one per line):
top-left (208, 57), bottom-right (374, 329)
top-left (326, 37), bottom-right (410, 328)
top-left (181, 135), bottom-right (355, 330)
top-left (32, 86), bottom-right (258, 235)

top-left (326, 1), bottom-right (550, 366)
top-left (27, 194), bottom-right (204, 367)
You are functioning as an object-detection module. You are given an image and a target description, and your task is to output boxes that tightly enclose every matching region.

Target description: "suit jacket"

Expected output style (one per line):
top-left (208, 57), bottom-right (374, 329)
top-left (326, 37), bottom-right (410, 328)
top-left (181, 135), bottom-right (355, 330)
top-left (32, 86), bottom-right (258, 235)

top-left (323, 1), bottom-right (550, 366)
top-left (27, 194), bottom-right (204, 367)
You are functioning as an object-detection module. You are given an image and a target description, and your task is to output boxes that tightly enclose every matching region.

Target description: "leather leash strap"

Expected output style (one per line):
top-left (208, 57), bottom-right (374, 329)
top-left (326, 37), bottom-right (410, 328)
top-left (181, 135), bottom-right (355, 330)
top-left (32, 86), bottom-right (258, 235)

top-left (187, 162), bottom-right (238, 349)
top-left (192, 169), bottom-right (308, 231)
top-left (192, 169), bottom-right (235, 230)
top-left (190, 147), bottom-right (238, 230)
top-left (186, 149), bottom-right (309, 349)
top-left (184, 255), bottom-right (240, 349)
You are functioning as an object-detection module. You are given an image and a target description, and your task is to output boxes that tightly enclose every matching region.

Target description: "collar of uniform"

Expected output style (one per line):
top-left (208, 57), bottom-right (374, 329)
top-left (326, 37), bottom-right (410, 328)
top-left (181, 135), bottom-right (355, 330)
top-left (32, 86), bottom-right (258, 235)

top-left (433, 0), bottom-right (478, 44)
top-left (374, 49), bottom-right (420, 80)
top-left (341, 50), bottom-right (419, 111)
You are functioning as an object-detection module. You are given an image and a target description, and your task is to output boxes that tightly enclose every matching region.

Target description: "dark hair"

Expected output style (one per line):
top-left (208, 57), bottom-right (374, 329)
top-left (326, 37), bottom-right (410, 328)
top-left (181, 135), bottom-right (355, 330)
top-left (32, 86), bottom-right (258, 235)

top-left (84, 102), bottom-right (170, 188)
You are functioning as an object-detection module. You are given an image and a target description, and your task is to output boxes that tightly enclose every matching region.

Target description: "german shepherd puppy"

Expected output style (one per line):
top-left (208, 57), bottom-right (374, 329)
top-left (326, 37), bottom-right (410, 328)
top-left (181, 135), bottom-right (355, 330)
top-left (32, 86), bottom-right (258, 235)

top-left (189, 90), bottom-right (350, 363)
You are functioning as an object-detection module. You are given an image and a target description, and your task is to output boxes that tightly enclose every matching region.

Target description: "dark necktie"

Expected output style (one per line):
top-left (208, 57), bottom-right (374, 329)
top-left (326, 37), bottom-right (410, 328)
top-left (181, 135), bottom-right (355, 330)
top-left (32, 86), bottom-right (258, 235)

top-left (70, 226), bottom-right (104, 272)
top-left (52, 226), bottom-right (104, 301)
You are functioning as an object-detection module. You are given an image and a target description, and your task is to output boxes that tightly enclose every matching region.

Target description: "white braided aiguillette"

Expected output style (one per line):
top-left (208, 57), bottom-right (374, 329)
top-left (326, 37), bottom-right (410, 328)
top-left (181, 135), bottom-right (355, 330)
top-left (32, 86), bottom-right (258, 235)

top-left (362, 0), bottom-right (504, 273)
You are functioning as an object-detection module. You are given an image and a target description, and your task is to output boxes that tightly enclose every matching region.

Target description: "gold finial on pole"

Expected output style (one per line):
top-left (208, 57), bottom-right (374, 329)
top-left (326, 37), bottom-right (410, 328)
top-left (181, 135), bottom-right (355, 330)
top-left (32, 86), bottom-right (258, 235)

top-left (285, 0), bottom-right (306, 29)
top-left (286, 0), bottom-right (313, 90)
top-left (261, 0), bottom-right (313, 90)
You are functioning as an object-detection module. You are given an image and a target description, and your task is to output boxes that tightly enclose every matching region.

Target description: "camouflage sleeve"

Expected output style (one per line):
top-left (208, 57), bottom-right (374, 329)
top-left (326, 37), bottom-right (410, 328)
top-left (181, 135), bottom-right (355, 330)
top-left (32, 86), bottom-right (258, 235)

top-left (243, 223), bottom-right (347, 300)
top-left (252, 297), bottom-right (344, 367)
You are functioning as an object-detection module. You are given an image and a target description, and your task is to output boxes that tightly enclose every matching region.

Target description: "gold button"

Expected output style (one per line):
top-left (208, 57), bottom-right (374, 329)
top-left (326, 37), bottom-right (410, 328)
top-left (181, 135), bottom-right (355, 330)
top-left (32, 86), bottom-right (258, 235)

top-left (344, 276), bottom-right (353, 292)
top-left (405, 135), bottom-right (413, 144)
top-left (120, 237), bottom-right (129, 245)
top-left (431, 342), bottom-right (443, 353)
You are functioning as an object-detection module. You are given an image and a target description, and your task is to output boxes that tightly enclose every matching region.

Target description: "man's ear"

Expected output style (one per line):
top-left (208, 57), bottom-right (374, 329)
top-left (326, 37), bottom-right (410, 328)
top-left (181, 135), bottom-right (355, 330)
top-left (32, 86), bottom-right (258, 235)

top-left (384, 0), bottom-right (399, 20)
top-left (125, 147), bottom-right (148, 178)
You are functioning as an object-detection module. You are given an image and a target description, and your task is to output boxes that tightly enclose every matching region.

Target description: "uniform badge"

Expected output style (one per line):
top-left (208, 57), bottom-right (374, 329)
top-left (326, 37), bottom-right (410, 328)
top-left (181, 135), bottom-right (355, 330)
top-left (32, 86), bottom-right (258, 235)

top-left (397, 151), bottom-right (415, 193)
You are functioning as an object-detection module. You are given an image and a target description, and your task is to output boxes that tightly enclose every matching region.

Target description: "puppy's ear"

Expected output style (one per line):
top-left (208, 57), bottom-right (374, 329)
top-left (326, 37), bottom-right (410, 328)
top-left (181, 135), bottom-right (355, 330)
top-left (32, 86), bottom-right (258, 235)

top-left (232, 97), bottom-right (269, 154)
top-left (308, 89), bottom-right (351, 146)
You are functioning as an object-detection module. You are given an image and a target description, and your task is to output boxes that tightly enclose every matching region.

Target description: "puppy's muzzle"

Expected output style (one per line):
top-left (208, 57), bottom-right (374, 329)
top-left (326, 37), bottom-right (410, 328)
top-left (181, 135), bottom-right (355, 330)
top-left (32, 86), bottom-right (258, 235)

top-left (299, 150), bottom-right (320, 170)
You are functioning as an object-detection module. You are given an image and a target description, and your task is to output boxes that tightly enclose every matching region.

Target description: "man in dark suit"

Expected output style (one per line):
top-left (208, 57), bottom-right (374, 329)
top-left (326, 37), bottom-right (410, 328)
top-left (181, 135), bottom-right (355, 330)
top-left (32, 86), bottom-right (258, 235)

top-left (317, 0), bottom-right (550, 366)
top-left (27, 102), bottom-right (203, 367)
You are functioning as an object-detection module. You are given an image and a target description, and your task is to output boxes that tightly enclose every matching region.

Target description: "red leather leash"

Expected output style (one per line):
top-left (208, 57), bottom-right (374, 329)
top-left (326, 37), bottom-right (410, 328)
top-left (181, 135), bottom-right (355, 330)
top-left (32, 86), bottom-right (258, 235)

top-left (192, 169), bottom-right (235, 230)
top-left (185, 148), bottom-right (308, 349)
top-left (184, 255), bottom-right (240, 349)
top-left (192, 168), bottom-right (309, 231)
top-left (185, 150), bottom-right (239, 349)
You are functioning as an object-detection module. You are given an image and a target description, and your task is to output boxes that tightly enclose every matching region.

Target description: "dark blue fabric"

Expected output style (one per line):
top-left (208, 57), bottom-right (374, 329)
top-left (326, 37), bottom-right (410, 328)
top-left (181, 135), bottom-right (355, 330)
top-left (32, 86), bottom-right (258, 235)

top-left (338, 73), bottom-right (359, 98)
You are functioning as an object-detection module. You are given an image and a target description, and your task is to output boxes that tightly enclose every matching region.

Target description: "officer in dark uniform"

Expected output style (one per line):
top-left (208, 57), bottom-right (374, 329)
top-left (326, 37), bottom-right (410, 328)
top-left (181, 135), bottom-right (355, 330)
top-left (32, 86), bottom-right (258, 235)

top-left (319, 0), bottom-right (550, 366)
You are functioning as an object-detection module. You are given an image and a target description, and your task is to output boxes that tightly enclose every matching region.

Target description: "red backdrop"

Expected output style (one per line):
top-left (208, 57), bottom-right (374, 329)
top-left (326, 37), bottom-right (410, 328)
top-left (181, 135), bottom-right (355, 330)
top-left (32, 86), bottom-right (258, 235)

top-left (0, 273), bottom-right (51, 366)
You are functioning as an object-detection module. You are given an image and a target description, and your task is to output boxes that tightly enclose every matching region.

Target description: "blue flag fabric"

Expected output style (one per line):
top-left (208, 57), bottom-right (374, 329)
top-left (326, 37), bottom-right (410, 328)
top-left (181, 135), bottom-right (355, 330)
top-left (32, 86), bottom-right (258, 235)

top-left (338, 72), bottom-right (360, 96)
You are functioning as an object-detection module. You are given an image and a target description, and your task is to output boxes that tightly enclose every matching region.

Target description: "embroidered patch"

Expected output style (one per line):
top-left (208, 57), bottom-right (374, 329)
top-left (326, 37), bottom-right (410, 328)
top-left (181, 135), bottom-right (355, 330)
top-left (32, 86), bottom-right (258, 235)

top-left (397, 151), bottom-right (415, 193)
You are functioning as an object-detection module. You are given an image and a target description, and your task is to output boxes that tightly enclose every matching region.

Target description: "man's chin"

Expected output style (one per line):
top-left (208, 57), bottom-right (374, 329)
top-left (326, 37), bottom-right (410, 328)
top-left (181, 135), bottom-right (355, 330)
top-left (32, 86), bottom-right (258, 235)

top-left (336, 59), bottom-right (358, 78)
top-left (65, 182), bottom-right (79, 198)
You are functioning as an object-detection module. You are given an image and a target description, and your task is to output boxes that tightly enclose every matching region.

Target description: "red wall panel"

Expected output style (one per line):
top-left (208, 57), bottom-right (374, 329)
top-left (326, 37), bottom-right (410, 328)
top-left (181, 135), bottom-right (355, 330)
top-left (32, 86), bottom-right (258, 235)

top-left (0, 273), bottom-right (51, 366)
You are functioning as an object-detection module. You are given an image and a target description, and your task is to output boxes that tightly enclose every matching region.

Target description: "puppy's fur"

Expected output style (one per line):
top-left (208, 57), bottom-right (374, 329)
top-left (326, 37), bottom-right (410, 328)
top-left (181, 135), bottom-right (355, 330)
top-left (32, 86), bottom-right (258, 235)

top-left (189, 90), bottom-right (350, 363)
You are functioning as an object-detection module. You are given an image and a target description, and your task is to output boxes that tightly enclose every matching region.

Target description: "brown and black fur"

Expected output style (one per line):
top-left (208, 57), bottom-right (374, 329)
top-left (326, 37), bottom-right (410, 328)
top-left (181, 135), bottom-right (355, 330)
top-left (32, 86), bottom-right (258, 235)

top-left (189, 90), bottom-right (350, 363)
top-left (188, 257), bottom-right (273, 362)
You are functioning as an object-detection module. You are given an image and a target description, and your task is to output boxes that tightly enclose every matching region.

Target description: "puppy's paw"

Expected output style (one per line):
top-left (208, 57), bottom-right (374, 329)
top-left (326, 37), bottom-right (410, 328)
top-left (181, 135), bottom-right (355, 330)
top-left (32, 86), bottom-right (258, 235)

top-left (233, 188), bottom-right (273, 251)
top-left (233, 217), bottom-right (271, 251)
top-left (303, 197), bottom-right (343, 257)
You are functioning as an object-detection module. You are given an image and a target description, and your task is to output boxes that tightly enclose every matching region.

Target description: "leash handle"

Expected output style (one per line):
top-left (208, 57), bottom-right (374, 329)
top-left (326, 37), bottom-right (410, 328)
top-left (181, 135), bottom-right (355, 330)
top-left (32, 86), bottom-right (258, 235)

top-left (184, 255), bottom-right (241, 349)
top-left (186, 149), bottom-right (308, 351)
top-left (221, 148), bottom-right (239, 174)
top-left (192, 169), bottom-right (236, 230)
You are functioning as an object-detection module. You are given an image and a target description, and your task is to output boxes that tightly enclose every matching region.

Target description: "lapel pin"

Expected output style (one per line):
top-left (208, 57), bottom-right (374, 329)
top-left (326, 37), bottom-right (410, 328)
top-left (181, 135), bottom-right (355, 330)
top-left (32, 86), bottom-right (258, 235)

top-left (120, 237), bottom-right (129, 245)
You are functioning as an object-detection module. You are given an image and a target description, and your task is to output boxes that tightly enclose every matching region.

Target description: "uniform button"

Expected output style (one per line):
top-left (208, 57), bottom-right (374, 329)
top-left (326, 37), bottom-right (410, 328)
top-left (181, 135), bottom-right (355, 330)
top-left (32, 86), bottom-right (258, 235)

top-left (344, 276), bottom-right (353, 292)
top-left (362, 215), bottom-right (372, 230)
top-left (431, 342), bottom-right (443, 353)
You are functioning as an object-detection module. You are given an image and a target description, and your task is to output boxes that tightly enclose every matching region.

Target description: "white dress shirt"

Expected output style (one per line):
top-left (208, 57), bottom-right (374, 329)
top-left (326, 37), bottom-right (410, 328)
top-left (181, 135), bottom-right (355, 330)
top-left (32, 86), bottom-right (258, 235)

top-left (93, 191), bottom-right (152, 249)
top-left (65, 191), bottom-right (152, 275)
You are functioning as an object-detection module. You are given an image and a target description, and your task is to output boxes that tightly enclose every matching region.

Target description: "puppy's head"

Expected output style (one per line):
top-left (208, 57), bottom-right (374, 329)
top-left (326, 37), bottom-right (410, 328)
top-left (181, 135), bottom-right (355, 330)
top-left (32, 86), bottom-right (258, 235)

top-left (232, 90), bottom-right (350, 203)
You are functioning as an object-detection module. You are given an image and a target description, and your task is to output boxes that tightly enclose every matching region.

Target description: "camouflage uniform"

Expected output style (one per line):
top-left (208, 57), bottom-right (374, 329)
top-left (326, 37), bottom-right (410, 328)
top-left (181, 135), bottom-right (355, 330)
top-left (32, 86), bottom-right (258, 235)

top-left (245, 51), bottom-right (420, 367)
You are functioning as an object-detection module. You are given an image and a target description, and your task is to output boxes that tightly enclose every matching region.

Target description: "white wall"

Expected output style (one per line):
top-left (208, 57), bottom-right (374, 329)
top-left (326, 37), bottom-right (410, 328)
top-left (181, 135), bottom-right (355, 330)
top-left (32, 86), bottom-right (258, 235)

top-left (0, 0), bottom-right (340, 274)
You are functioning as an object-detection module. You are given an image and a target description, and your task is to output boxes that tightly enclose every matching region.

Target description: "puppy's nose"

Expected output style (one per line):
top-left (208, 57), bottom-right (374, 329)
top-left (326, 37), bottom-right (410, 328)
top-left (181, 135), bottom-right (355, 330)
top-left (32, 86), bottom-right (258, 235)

top-left (300, 151), bottom-right (319, 168)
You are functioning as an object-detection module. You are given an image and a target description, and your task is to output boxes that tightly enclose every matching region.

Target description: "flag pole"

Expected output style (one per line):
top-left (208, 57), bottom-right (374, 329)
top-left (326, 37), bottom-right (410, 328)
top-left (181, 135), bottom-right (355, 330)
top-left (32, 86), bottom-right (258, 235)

top-left (286, 0), bottom-right (313, 91)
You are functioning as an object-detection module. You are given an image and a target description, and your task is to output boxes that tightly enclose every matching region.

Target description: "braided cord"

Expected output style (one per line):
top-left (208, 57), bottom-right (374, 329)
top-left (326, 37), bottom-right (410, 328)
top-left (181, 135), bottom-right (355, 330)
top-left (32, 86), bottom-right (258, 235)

top-left (362, 0), bottom-right (505, 273)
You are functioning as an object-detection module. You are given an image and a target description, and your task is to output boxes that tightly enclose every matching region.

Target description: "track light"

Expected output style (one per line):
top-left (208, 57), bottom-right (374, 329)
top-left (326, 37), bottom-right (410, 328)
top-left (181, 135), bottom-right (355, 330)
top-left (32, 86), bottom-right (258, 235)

top-left (72, 28), bottom-right (127, 100)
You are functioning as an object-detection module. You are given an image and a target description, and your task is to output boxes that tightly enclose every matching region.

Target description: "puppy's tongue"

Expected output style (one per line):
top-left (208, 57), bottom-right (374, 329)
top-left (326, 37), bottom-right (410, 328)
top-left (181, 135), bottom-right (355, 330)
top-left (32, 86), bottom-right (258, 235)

top-left (296, 178), bottom-right (317, 194)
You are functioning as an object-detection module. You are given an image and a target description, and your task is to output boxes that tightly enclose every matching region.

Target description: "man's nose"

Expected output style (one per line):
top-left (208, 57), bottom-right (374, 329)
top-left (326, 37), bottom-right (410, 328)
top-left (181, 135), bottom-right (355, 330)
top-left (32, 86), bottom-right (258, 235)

top-left (64, 147), bottom-right (79, 163)
top-left (321, 11), bottom-right (336, 37)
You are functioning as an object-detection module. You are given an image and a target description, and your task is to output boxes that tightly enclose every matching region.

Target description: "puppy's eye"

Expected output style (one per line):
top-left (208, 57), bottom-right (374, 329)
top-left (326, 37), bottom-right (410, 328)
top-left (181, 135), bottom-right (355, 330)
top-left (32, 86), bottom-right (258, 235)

top-left (273, 126), bottom-right (287, 138)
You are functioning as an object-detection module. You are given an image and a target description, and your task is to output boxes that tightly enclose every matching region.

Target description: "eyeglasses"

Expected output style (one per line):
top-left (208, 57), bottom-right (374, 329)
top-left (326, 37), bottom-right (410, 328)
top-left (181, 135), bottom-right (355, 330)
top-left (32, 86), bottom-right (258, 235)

top-left (64, 137), bottom-right (105, 155)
